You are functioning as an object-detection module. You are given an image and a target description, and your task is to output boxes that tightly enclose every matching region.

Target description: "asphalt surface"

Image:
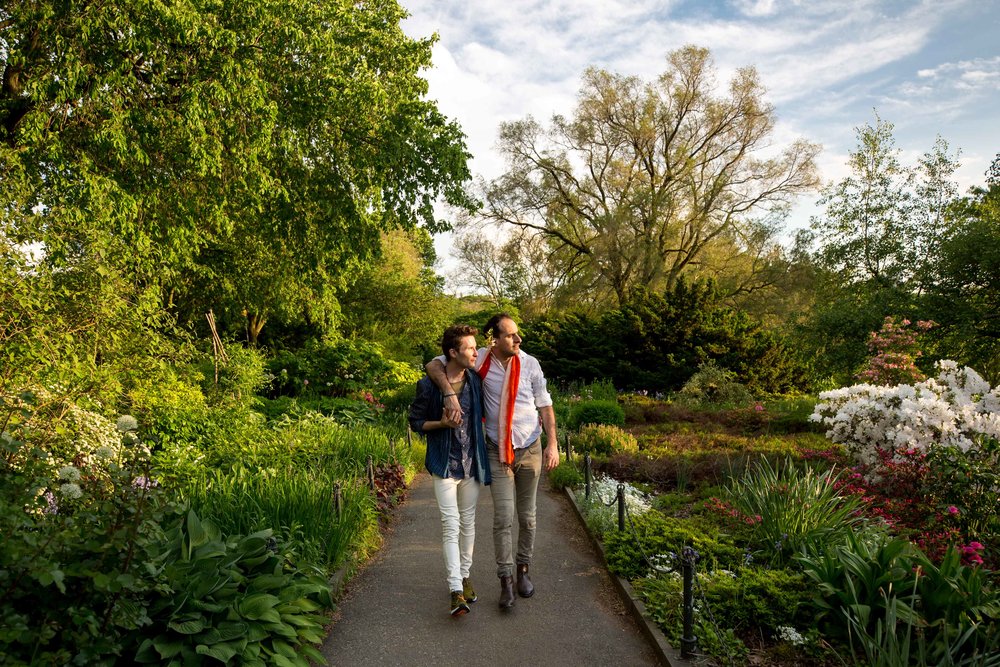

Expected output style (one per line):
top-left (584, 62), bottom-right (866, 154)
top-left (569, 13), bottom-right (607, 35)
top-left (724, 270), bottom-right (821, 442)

top-left (320, 471), bottom-right (659, 666)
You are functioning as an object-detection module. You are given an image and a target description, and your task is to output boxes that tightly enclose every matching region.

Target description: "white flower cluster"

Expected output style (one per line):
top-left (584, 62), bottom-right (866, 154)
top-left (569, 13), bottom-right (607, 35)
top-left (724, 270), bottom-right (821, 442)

top-left (589, 475), bottom-right (652, 515)
top-left (777, 625), bottom-right (806, 646)
top-left (811, 361), bottom-right (1000, 466)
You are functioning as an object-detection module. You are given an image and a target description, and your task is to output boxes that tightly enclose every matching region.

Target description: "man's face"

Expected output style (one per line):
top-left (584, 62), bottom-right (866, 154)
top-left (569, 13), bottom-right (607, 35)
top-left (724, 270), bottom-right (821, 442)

top-left (492, 318), bottom-right (521, 359)
top-left (450, 335), bottom-right (479, 369)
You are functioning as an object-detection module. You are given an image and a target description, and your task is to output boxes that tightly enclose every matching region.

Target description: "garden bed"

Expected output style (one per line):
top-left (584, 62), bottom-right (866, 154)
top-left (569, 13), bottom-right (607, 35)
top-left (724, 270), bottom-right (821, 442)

top-left (551, 375), bottom-right (1000, 666)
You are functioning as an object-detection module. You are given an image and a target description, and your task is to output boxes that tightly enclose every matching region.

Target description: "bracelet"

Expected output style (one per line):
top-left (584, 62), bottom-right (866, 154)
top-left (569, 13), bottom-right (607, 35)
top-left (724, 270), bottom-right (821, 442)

top-left (442, 393), bottom-right (456, 398)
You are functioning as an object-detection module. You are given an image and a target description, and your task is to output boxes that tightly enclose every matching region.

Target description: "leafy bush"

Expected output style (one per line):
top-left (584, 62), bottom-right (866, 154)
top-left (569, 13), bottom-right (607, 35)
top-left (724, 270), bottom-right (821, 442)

top-left (603, 510), bottom-right (743, 580)
top-left (637, 567), bottom-right (813, 640)
top-left (0, 405), bottom-right (169, 665)
top-left (266, 339), bottom-right (420, 398)
top-left (573, 424), bottom-right (638, 457)
top-left (723, 457), bottom-right (864, 565)
top-left (197, 343), bottom-right (270, 404)
top-left (568, 399), bottom-right (625, 430)
top-left (677, 361), bottom-right (753, 407)
top-left (548, 460), bottom-right (584, 490)
top-left (922, 436), bottom-right (1000, 551)
top-left (131, 510), bottom-right (333, 666)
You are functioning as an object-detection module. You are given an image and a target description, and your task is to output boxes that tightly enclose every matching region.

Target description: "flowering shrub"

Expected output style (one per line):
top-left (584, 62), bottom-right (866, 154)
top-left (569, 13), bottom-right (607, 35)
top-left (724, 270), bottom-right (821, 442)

top-left (3, 387), bottom-right (128, 478)
top-left (811, 360), bottom-right (1000, 467)
top-left (855, 316), bottom-right (935, 386)
top-left (0, 403), bottom-right (166, 664)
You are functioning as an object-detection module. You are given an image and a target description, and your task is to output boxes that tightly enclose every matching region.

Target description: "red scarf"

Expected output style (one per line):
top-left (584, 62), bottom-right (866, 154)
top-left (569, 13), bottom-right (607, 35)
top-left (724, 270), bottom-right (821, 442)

top-left (478, 352), bottom-right (520, 465)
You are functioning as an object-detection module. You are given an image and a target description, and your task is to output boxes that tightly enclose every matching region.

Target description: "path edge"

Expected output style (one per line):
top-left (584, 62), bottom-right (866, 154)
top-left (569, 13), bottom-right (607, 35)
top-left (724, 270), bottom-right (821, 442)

top-left (561, 486), bottom-right (692, 667)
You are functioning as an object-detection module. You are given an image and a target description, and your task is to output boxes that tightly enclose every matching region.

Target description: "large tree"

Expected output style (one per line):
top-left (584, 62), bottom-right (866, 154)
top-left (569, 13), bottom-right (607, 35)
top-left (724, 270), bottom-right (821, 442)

top-left (476, 45), bottom-right (819, 308)
top-left (1, 0), bottom-right (473, 344)
top-left (810, 116), bottom-right (960, 291)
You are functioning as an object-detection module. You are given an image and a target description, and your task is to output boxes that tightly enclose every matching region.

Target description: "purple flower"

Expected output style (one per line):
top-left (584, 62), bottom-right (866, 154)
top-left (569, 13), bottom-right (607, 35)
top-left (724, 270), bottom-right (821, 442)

top-left (43, 491), bottom-right (59, 515)
top-left (132, 476), bottom-right (159, 490)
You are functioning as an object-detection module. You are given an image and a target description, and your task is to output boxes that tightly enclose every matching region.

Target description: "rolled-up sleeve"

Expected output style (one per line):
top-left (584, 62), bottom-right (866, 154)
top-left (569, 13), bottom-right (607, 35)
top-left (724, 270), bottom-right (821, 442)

top-left (529, 358), bottom-right (552, 408)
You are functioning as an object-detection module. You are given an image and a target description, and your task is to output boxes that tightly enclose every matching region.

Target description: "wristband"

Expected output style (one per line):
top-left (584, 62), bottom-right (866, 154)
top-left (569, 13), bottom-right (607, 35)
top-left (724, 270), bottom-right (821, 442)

top-left (442, 393), bottom-right (456, 398)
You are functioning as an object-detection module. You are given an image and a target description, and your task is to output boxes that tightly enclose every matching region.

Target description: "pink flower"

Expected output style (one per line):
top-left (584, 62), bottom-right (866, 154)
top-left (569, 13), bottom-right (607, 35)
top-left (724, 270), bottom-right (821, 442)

top-left (754, 403), bottom-right (765, 412)
top-left (947, 506), bottom-right (959, 515)
top-left (969, 542), bottom-right (984, 550)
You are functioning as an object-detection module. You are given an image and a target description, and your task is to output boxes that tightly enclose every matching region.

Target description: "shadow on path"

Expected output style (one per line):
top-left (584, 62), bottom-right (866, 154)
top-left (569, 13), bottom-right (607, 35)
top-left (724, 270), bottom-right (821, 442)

top-left (320, 472), bottom-right (658, 666)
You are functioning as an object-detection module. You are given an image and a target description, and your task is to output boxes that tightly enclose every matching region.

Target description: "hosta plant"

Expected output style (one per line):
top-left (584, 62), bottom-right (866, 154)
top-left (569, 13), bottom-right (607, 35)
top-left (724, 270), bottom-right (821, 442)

top-left (132, 510), bottom-right (333, 666)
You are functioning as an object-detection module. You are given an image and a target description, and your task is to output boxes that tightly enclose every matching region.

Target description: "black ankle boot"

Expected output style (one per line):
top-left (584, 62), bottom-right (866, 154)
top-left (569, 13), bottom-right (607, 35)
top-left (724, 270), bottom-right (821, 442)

top-left (499, 575), bottom-right (515, 609)
top-left (516, 563), bottom-right (534, 598)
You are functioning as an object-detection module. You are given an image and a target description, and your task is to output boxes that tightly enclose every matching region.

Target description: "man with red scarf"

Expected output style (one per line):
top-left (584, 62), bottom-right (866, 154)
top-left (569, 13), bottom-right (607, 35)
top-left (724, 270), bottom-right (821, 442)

top-left (426, 313), bottom-right (559, 609)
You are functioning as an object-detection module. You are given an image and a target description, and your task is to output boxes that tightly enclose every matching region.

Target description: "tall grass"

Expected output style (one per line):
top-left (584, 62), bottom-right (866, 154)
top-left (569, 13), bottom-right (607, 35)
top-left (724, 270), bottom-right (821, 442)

top-left (185, 465), bottom-right (379, 570)
top-left (246, 415), bottom-right (407, 474)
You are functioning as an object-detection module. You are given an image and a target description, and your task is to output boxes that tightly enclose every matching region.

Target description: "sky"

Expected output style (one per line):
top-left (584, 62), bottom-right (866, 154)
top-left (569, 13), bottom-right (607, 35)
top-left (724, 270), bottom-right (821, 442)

top-left (400, 0), bottom-right (1000, 281)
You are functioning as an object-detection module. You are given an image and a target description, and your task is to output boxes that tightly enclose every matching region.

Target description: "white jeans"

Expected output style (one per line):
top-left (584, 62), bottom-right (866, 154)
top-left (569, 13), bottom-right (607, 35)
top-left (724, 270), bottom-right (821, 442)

top-left (432, 475), bottom-right (481, 592)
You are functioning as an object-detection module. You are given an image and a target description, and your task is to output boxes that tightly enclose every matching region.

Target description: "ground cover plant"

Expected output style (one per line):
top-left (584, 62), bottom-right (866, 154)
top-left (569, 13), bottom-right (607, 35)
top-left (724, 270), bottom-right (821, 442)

top-left (559, 372), bottom-right (1000, 666)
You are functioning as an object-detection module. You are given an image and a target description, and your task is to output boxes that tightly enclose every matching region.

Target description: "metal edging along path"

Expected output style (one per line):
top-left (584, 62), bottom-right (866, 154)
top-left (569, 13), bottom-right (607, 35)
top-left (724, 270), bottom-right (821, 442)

top-left (562, 486), bottom-right (693, 667)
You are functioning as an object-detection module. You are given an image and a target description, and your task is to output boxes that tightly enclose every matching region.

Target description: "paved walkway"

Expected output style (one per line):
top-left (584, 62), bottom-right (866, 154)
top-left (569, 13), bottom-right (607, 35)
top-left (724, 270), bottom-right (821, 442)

top-left (320, 471), bottom-right (658, 666)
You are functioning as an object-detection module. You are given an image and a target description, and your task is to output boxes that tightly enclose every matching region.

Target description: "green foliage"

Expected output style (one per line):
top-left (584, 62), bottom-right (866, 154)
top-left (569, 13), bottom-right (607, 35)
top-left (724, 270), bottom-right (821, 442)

top-left (547, 460), bottom-right (584, 490)
top-left (724, 457), bottom-right (864, 565)
top-left (637, 567), bottom-right (813, 641)
top-left (524, 281), bottom-right (810, 394)
top-left (929, 181), bottom-right (1000, 383)
top-left (573, 424), bottom-right (638, 457)
top-left (2, 0), bottom-right (473, 345)
top-left (0, 404), bottom-right (169, 665)
top-left (266, 339), bottom-right (420, 398)
top-left (131, 510), bottom-right (334, 667)
top-left (799, 531), bottom-right (1000, 664)
top-left (184, 466), bottom-right (379, 570)
top-left (338, 229), bottom-right (458, 361)
top-left (677, 361), bottom-right (754, 407)
top-left (568, 399), bottom-right (626, 430)
top-left (603, 511), bottom-right (743, 580)
top-left (197, 344), bottom-right (270, 405)
top-left (922, 436), bottom-right (1000, 545)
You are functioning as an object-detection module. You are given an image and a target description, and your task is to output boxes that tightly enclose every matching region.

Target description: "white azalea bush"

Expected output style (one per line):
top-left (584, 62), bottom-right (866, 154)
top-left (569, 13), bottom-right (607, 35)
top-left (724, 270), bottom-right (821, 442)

top-left (810, 360), bottom-right (1000, 467)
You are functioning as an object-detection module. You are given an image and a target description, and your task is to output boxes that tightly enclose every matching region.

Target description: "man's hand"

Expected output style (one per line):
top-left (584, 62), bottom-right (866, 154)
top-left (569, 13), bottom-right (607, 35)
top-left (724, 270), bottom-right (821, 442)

top-left (543, 442), bottom-right (559, 471)
top-left (443, 394), bottom-right (462, 425)
top-left (439, 412), bottom-right (461, 429)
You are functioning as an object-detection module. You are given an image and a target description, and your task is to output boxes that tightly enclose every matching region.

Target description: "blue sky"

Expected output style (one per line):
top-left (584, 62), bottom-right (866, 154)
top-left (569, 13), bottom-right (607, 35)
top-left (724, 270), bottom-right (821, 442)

top-left (401, 0), bottom-right (1000, 275)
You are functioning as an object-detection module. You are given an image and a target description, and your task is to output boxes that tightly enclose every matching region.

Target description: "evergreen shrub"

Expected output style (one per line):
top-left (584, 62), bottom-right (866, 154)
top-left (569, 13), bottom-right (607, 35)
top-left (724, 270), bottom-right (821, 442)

top-left (568, 399), bottom-right (626, 430)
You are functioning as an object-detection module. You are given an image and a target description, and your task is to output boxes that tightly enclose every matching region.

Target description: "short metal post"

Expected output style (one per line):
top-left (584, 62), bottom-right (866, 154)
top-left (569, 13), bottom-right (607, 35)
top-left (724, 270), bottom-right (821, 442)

top-left (367, 455), bottom-right (376, 491)
top-left (406, 426), bottom-right (412, 449)
top-left (584, 454), bottom-right (592, 499)
top-left (680, 547), bottom-right (697, 658)
top-left (333, 483), bottom-right (343, 521)
top-left (565, 432), bottom-right (572, 461)
top-left (617, 483), bottom-right (626, 531)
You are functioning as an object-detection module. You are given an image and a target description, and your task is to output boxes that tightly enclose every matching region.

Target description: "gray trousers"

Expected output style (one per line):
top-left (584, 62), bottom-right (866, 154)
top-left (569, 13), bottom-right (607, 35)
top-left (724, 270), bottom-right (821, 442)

top-left (487, 438), bottom-right (541, 578)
